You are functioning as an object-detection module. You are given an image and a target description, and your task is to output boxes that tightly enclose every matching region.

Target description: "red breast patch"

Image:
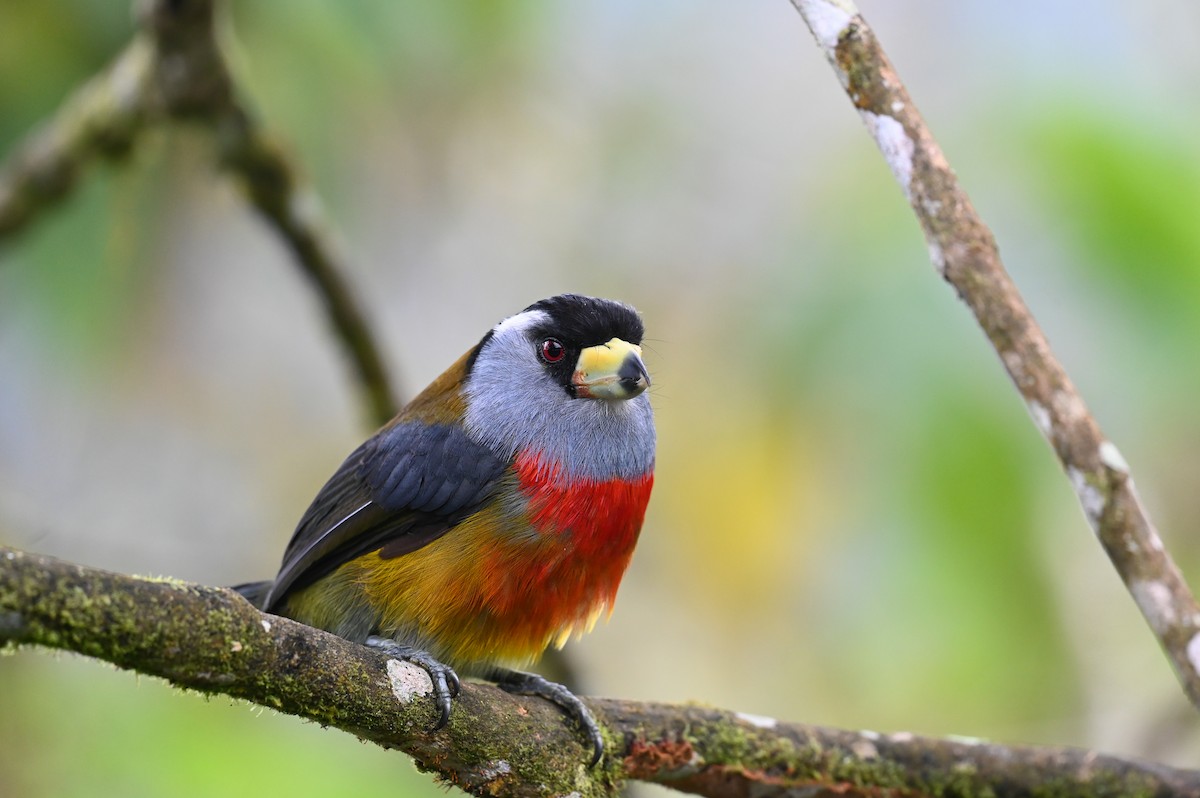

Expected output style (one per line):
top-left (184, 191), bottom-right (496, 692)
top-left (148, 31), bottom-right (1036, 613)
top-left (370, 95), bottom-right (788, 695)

top-left (514, 452), bottom-right (653, 561)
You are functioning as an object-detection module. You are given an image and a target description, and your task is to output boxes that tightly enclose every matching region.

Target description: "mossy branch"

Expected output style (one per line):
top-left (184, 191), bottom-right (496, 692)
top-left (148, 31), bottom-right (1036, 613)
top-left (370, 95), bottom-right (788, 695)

top-left (3, 545), bottom-right (1197, 798)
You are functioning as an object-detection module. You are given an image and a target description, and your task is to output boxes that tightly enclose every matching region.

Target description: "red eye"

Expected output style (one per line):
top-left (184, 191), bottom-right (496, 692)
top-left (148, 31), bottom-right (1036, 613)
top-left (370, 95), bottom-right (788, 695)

top-left (540, 338), bottom-right (566, 363)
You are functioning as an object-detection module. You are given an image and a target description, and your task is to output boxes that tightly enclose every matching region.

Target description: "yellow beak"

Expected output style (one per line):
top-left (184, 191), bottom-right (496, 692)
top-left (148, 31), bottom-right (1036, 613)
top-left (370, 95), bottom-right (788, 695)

top-left (572, 338), bottom-right (650, 400)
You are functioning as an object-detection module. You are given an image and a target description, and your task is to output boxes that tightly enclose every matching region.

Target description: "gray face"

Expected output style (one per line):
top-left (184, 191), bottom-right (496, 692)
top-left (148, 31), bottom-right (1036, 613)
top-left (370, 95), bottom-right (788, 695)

top-left (462, 308), bottom-right (656, 481)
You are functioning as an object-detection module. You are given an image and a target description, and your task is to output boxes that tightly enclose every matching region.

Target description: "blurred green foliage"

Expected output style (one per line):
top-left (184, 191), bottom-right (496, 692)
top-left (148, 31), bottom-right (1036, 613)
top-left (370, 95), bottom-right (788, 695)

top-left (3, 1), bottom-right (1200, 797)
top-left (1031, 106), bottom-right (1200, 332)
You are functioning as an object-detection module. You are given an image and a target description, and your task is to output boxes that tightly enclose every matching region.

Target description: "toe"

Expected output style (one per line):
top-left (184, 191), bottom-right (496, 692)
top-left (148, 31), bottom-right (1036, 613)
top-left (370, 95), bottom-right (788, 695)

top-left (365, 637), bottom-right (460, 730)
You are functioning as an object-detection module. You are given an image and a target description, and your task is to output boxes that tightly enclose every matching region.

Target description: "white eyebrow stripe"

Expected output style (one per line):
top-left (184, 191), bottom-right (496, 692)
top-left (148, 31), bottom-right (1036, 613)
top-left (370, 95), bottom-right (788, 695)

top-left (492, 309), bottom-right (549, 337)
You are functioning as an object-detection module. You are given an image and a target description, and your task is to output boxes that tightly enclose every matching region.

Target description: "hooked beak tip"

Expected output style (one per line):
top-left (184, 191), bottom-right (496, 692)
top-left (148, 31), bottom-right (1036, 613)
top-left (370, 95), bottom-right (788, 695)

top-left (617, 354), bottom-right (651, 394)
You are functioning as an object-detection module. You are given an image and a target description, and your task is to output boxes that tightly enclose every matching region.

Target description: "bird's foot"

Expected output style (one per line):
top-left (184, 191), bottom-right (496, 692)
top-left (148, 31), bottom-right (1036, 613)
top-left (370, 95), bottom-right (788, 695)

top-left (366, 636), bottom-right (461, 729)
top-left (489, 667), bottom-right (605, 767)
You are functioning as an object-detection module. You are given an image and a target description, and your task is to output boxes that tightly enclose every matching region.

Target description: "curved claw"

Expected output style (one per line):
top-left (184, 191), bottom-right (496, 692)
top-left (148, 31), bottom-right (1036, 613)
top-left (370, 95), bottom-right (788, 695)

top-left (366, 636), bottom-right (460, 730)
top-left (491, 668), bottom-right (605, 767)
top-left (446, 667), bottom-right (462, 698)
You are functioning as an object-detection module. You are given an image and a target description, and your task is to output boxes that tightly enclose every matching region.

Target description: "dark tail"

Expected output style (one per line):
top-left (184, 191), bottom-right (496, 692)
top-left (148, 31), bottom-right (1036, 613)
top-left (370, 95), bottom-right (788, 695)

top-left (231, 580), bottom-right (273, 610)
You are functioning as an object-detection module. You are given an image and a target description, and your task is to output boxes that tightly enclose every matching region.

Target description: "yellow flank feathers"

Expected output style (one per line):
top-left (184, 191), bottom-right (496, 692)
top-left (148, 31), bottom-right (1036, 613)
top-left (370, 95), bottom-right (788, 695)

top-left (551, 601), bottom-right (608, 650)
top-left (296, 497), bottom-right (615, 673)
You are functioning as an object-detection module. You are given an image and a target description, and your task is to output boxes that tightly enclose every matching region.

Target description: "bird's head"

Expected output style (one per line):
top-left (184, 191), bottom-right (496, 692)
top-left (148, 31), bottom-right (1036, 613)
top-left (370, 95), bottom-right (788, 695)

top-left (461, 294), bottom-right (656, 480)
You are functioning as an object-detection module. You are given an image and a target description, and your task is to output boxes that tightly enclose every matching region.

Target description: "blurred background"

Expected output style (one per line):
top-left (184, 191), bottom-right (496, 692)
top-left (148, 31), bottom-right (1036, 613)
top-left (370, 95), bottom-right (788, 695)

top-left (3, 0), bottom-right (1200, 795)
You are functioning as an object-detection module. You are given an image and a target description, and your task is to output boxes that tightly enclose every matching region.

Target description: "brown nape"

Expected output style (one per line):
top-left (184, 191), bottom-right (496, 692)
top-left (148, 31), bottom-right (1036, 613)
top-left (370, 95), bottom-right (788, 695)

top-left (385, 348), bottom-right (473, 428)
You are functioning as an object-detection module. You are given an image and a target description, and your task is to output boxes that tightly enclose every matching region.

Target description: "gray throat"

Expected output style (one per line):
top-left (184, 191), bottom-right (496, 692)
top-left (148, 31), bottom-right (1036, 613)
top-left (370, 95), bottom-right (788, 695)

top-left (462, 328), bottom-right (655, 480)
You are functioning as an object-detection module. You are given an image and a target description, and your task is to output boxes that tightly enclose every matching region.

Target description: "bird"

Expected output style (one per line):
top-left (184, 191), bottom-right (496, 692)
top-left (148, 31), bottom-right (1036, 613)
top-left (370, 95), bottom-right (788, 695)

top-left (235, 293), bottom-right (655, 765)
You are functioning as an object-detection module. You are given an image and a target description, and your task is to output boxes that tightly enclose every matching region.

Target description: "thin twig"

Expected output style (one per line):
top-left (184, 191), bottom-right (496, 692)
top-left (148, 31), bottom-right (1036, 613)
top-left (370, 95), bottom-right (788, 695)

top-left (0, 0), bottom-right (399, 425)
top-left (0, 39), bottom-right (155, 237)
top-left (787, 0), bottom-right (1200, 709)
top-left (3, 546), bottom-right (1195, 798)
top-left (214, 106), bottom-right (399, 425)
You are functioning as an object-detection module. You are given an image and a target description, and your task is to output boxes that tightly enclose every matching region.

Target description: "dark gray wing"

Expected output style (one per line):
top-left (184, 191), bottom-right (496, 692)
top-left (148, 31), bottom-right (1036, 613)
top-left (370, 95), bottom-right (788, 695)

top-left (262, 422), bottom-right (507, 610)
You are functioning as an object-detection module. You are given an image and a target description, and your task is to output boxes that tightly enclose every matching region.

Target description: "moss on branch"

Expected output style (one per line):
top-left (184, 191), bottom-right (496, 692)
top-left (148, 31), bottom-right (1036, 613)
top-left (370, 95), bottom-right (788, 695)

top-left (3, 546), bottom-right (1197, 798)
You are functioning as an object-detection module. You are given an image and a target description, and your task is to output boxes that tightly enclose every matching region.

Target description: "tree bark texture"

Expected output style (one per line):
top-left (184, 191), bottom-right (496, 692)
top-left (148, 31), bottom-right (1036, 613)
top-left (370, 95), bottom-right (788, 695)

top-left (3, 546), bottom-right (1197, 798)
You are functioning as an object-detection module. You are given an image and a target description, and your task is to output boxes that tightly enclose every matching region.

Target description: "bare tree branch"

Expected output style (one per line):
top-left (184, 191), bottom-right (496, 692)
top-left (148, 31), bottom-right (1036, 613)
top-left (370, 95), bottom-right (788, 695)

top-left (787, 0), bottom-right (1200, 712)
top-left (0, 0), bottom-right (399, 425)
top-left (3, 545), bottom-right (1195, 798)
